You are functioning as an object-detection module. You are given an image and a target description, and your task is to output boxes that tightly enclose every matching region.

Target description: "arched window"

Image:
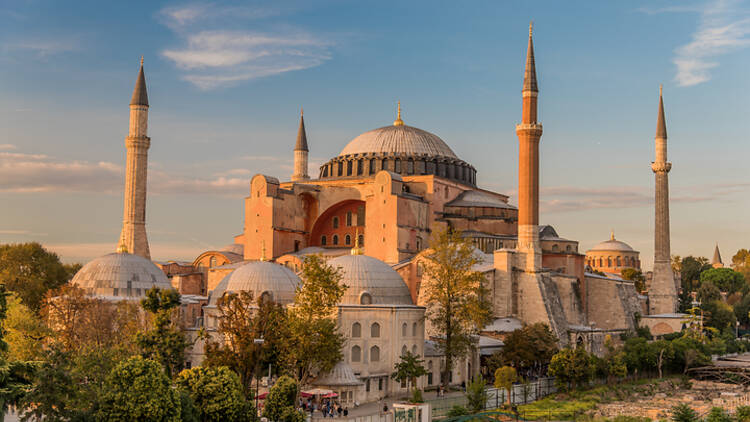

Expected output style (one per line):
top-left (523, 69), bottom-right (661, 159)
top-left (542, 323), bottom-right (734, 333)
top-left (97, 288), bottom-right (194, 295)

top-left (209, 256), bottom-right (217, 267)
top-left (607, 257), bottom-right (612, 267)
top-left (337, 162), bottom-right (343, 176)
top-left (360, 292), bottom-right (372, 305)
top-left (351, 346), bottom-right (361, 362)
top-left (552, 244), bottom-right (559, 252)
top-left (371, 322), bottom-right (380, 338)
top-left (352, 322), bottom-right (361, 338)
top-left (369, 159), bottom-right (376, 174)
top-left (402, 323), bottom-right (407, 337)
top-left (332, 217), bottom-right (339, 229)
top-left (412, 345), bottom-right (418, 355)
top-left (616, 256), bottom-right (622, 267)
top-left (358, 234), bottom-right (364, 247)
top-left (346, 212), bottom-right (353, 226)
top-left (566, 245), bottom-right (572, 252)
top-left (259, 291), bottom-right (272, 303)
top-left (412, 322), bottom-right (417, 337)
top-left (416, 237), bottom-right (422, 251)
top-left (345, 235), bottom-right (351, 245)
top-left (357, 159), bottom-right (363, 175)
top-left (333, 235), bottom-right (339, 245)
top-left (598, 258), bottom-right (603, 267)
top-left (346, 161), bottom-right (353, 176)
top-left (395, 159), bottom-right (401, 173)
top-left (321, 236), bottom-right (327, 246)
top-left (370, 346), bottom-right (380, 362)
top-left (401, 345), bottom-right (408, 356)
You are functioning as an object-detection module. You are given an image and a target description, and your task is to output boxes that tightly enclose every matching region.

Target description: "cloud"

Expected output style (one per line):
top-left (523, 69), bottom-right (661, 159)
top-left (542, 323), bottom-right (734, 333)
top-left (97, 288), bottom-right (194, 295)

top-left (0, 144), bottom-right (16, 150)
top-left (10, 38), bottom-right (79, 58)
top-left (0, 148), bottom-right (252, 196)
top-left (159, 4), bottom-right (333, 89)
top-left (672, 0), bottom-right (750, 86)
top-left (45, 242), bottom-right (207, 264)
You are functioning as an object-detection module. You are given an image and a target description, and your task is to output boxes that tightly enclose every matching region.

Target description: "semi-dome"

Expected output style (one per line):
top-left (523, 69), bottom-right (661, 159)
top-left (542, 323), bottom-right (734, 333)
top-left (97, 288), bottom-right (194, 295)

top-left (339, 125), bottom-right (457, 159)
top-left (329, 254), bottom-right (413, 305)
top-left (313, 361), bottom-right (363, 386)
top-left (208, 260), bottom-right (301, 307)
top-left (589, 232), bottom-right (636, 252)
top-left (71, 252), bottom-right (172, 298)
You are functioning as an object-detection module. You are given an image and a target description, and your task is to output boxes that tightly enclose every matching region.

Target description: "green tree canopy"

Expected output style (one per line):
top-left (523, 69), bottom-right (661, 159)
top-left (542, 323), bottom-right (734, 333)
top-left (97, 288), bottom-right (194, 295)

top-left (0, 243), bottom-right (78, 312)
top-left (493, 366), bottom-right (516, 405)
top-left (679, 256), bottom-right (711, 293)
top-left (96, 356), bottom-right (181, 422)
top-left (5, 294), bottom-right (49, 361)
top-left (697, 281), bottom-right (722, 304)
top-left (548, 347), bottom-right (594, 389)
top-left (621, 268), bottom-right (646, 294)
top-left (490, 323), bottom-right (558, 377)
top-left (176, 366), bottom-right (251, 422)
top-left (465, 377), bottom-right (487, 414)
top-left (136, 287), bottom-right (188, 377)
top-left (671, 403), bottom-right (699, 422)
top-left (391, 351), bottom-right (428, 403)
top-left (262, 375), bottom-right (304, 422)
top-left (421, 228), bottom-right (493, 388)
top-left (700, 268), bottom-right (746, 294)
top-left (703, 300), bottom-right (737, 332)
top-left (732, 249), bottom-right (750, 282)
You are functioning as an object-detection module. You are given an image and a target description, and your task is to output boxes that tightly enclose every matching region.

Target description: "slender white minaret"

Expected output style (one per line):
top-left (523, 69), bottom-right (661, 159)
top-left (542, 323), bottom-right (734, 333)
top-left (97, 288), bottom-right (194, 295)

top-left (118, 57), bottom-right (151, 259)
top-left (291, 108), bottom-right (309, 181)
top-left (649, 85), bottom-right (677, 314)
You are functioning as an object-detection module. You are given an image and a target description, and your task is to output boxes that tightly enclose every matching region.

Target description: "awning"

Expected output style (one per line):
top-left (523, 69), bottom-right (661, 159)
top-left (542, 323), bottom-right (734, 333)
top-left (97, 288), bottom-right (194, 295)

top-left (303, 388), bottom-right (334, 396)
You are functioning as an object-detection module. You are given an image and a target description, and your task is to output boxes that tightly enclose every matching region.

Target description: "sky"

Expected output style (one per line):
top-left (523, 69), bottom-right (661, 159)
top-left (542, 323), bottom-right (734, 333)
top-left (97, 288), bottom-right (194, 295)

top-left (1, 0), bottom-right (749, 267)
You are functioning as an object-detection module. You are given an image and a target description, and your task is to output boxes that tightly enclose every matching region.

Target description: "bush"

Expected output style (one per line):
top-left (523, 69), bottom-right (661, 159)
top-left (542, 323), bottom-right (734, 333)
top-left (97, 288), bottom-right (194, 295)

top-left (465, 377), bottom-right (487, 413)
top-left (736, 405), bottom-right (750, 422)
top-left (705, 406), bottom-right (733, 422)
top-left (176, 366), bottom-right (251, 422)
top-left (670, 403), bottom-right (699, 422)
top-left (263, 375), bottom-right (302, 422)
top-left (446, 405), bottom-right (468, 417)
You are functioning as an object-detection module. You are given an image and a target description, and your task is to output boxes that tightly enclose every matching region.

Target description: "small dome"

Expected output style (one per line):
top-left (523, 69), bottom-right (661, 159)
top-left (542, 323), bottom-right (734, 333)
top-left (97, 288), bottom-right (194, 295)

top-left (314, 361), bottom-right (363, 386)
top-left (220, 243), bottom-right (244, 255)
top-left (208, 261), bottom-right (300, 306)
top-left (589, 237), bottom-right (635, 252)
top-left (329, 254), bottom-right (412, 305)
top-left (338, 125), bottom-right (457, 159)
top-left (71, 252), bottom-right (172, 298)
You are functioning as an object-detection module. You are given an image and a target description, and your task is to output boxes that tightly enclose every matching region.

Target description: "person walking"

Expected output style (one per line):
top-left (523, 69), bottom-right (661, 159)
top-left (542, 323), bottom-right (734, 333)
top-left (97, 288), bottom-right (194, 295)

top-left (343, 407), bottom-right (349, 417)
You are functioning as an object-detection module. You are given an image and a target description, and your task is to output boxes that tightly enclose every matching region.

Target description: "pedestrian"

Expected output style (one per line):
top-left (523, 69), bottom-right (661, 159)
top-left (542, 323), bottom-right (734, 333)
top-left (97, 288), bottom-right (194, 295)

top-left (383, 403), bottom-right (388, 414)
top-left (337, 405), bottom-right (343, 417)
top-left (344, 407), bottom-right (349, 417)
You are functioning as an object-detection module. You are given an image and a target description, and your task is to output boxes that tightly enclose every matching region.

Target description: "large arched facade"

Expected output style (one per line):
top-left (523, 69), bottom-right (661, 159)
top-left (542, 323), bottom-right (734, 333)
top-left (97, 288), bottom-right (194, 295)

top-left (309, 199), bottom-right (366, 248)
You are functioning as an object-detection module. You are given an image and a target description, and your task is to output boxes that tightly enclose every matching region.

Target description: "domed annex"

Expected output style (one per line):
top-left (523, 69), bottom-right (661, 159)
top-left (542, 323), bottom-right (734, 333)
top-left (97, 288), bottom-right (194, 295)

top-left (208, 260), bottom-right (301, 307)
top-left (71, 251), bottom-right (172, 298)
top-left (329, 253), bottom-right (413, 305)
top-left (318, 103), bottom-right (476, 186)
top-left (585, 231), bottom-right (640, 275)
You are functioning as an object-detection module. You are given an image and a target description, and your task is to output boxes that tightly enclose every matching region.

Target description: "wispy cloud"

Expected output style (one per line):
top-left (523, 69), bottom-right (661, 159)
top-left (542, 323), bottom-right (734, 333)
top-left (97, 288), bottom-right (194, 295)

top-left (671, 0), bottom-right (750, 86)
top-left (159, 3), bottom-right (333, 89)
top-left (9, 38), bottom-right (79, 58)
top-left (0, 144), bottom-right (16, 151)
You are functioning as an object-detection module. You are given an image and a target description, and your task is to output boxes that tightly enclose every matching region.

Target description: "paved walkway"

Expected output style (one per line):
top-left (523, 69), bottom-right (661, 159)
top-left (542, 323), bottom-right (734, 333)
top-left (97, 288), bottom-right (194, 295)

top-left (309, 389), bottom-right (466, 419)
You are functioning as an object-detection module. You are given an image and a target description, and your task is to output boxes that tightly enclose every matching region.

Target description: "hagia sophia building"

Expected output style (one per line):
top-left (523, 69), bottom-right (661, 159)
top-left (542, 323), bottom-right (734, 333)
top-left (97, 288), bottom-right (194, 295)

top-left (70, 24), bottom-right (683, 402)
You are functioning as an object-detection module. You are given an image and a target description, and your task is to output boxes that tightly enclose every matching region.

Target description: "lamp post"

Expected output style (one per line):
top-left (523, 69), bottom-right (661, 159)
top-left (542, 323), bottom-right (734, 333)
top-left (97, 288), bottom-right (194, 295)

top-left (254, 338), bottom-right (265, 416)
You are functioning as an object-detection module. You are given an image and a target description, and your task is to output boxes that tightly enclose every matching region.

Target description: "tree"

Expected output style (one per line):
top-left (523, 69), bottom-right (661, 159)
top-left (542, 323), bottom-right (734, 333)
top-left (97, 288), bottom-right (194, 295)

top-left (548, 347), bottom-right (594, 389)
top-left (19, 346), bottom-right (79, 422)
top-left (621, 268), bottom-right (646, 294)
top-left (5, 294), bottom-right (50, 361)
top-left (204, 291), bottom-right (290, 395)
top-left (420, 228), bottom-right (493, 388)
top-left (490, 323), bottom-right (558, 377)
top-left (697, 281), bottom-right (721, 304)
top-left (703, 300), bottom-right (736, 332)
top-left (136, 287), bottom-right (189, 377)
top-left (732, 249), bottom-right (750, 281)
top-left (176, 366), bottom-right (251, 422)
top-left (493, 366), bottom-right (517, 405)
top-left (391, 351), bottom-right (428, 403)
top-left (262, 375), bottom-right (304, 422)
top-left (0, 284), bottom-right (35, 422)
top-left (736, 405), bottom-right (750, 422)
top-left (601, 336), bottom-right (627, 382)
top-left (670, 403), bottom-right (699, 422)
top-left (0, 243), bottom-right (77, 312)
top-left (700, 268), bottom-right (746, 294)
top-left (286, 255), bottom-right (346, 387)
top-left (465, 377), bottom-right (487, 414)
top-left (705, 407), bottom-right (733, 422)
top-left (97, 356), bottom-right (181, 422)
top-left (680, 256), bottom-right (711, 293)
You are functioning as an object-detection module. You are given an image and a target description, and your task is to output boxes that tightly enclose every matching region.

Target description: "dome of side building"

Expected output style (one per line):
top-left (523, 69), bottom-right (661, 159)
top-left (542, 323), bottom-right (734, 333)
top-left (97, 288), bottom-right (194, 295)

top-left (208, 260), bottom-right (301, 307)
top-left (585, 231), bottom-right (641, 275)
top-left (71, 252), bottom-right (173, 298)
top-left (328, 254), bottom-right (413, 305)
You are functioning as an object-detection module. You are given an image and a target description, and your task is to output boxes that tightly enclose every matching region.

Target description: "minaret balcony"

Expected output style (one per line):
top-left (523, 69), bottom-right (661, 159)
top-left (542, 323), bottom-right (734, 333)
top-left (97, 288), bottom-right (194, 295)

top-left (651, 162), bottom-right (672, 173)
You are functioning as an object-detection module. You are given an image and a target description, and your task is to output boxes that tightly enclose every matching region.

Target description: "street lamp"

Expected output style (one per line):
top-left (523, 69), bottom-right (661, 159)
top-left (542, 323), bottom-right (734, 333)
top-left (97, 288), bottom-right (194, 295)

top-left (254, 338), bottom-right (265, 415)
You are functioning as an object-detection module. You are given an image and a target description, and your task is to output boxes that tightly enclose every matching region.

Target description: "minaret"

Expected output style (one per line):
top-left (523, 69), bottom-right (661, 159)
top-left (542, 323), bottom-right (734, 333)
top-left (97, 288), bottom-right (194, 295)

top-left (118, 57), bottom-right (151, 259)
top-left (649, 85), bottom-right (677, 314)
top-left (291, 108), bottom-right (309, 181)
top-left (516, 22), bottom-right (543, 272)
top-left (712, 244), bottom-right (723, 268)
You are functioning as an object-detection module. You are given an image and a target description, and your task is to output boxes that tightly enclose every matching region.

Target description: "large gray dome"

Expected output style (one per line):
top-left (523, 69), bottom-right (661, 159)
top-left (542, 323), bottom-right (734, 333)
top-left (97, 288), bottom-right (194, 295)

top-left (339, 125), bottom-right (457, 158)
top-left (208, 261), bottom-right (300, 307)
top-left (329, 254), bottom-right (413, 305)
top-left (71, 252), bottom-right (172, 298)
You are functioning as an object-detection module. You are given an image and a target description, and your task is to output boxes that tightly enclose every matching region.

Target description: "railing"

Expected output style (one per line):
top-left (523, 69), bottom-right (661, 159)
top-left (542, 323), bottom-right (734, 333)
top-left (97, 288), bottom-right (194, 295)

top-left (310, 414), bottom-right (392, 422)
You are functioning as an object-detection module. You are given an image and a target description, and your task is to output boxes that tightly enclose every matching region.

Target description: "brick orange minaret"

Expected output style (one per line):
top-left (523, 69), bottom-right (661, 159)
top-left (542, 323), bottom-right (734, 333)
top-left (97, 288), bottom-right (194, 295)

top-left (118, 57), bottom-right (151, 259)
top-left (291, 107), bottom-right (310, 181)
top-left (516, 22), bottom-right (543, 271)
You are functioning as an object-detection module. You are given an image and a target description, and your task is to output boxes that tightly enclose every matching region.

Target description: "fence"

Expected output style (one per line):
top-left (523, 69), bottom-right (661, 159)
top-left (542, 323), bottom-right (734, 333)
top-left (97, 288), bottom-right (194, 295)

top-left (311, 414), bottom-right (392, 422)
top-left (428, 378), bottom-right (557, 419)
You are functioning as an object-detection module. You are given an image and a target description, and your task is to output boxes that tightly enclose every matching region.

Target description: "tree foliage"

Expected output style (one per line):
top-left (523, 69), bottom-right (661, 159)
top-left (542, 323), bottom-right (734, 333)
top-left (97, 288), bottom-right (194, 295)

top-left (421, 228), bottom-right (493, 388)
top-left (700, 268), bottom-right (746, 294)
top-left (732, 249), bottom-right (750, 282)
top-left (176, 366), bottom-right (251, 422)
top-left (490, 323), bottom-right (558, 377)
top-left (670, 403), bottom-right (699, 422)
top-left (465, 377), bottom-right (487, 414)
top-left (548, 347), bottom-right (594, 389)
top-left (697, 281), bottom-right (722, 304)
top-left (97, 356), bottom-right (181, 422)
top-left (0, 243), bottom-right (78, 312)
top-left (493, 366), bottom-right (516, 405)
top-left (391, 351), bottom-right (428, 403)
top-left (136, 287), bottom-right (188, 377)
top-left (5, 294), bottom-right (49, 361)
top-left (621, 268), bottom-right (646, 294)
top-left (262, 375), bottom-right (304, 422)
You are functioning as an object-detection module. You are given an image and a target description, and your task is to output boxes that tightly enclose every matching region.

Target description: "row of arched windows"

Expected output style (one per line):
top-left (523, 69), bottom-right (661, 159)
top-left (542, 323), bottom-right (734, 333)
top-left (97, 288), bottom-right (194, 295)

top-left (350, 344), bottom-right (419, 363)
top-left (319, 156), bottom-right (477, 186)
top-left (321, 234), bottom-right (364, 247)
top-left (588, 256), bottom-right (639, 268)
top-left (351, 321), bottom-right (418, 338)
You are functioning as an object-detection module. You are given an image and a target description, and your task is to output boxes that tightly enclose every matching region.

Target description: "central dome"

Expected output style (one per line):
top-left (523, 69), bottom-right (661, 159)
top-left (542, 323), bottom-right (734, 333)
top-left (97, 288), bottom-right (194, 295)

top-left (338, 125), bottom-right (458, 159)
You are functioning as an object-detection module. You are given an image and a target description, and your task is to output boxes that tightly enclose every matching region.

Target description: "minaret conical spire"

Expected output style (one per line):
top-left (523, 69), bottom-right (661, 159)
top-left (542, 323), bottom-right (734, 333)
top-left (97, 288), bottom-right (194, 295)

top-left (656, 84), bottom-right (667, 139)
top-left (130, 57), bottom-right (149, 106)
top-left (712, 243), bottom-right (723, 267)
top-left (295, 108), bottom-right (308, 151)
top-left (523, 22), bottom-right (538, 94)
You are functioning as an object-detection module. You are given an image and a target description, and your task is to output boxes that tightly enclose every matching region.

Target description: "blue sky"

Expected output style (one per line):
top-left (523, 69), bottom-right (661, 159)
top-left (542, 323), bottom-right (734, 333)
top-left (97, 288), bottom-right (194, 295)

top-left (1, 0), bottom-right (749, 267)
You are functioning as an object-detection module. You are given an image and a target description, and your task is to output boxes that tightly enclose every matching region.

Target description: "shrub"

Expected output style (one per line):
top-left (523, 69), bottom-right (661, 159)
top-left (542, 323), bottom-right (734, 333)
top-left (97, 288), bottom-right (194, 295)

top-left (705, 406), bottom-right (733, 422)
top-left (670, 403), bottom-right (699, 422)
top-left (446, 405), bottom-right (468, 417)
top-left (736, 405), bottom-right (750, 422)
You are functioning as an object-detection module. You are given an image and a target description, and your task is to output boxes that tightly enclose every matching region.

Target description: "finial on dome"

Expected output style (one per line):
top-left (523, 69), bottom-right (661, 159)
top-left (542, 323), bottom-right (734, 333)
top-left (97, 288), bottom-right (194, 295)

top-left (260, 241), bottom-right (267, 261)
top-left (116, 241), bottom-right (128, 254)
top-left (351, 228), bottom-right (363, 255)
top-left (610, 230), bottom-right (615, 241)
top-left (393, 101), bottom-right (404, 126)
